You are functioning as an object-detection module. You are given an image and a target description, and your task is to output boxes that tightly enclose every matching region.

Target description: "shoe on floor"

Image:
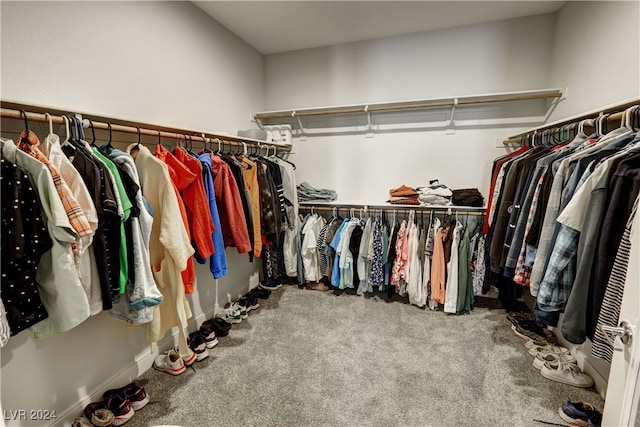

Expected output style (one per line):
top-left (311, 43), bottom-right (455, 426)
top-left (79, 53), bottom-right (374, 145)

top-left (532, 352), bottom-right (577, 370)
top-left (306, 281), bottom-right (330, 291)
top-left (188, 332), bottom-right (210, 361)
top-left (541, 361), bottom-right (594, 388)
top-left (524, 337), bottom-right (552, 349)
top-left (180, 346), bottom-right (197, 367)
top-left (528, 343), bottom-right (572, 358)
top-left (249, 287), bottom-right (272, 299)
top-left (154, 349), bottom-right (186, 375)
top-left (506, 312), bottom-right (536, 326)
top-left (219, 306), bottom-right (242, 324)
top-left (238, 294), bottom-right (260, 311)
top-left (511, 322), bottom-right (557, 344)
top-left (259, 279), bottom-right (282, 291)
top-left (104, 394), bottom-right (135, 426)
top-left (205, 317), bottom-right (231, 337)
top-left (197, 324), bottom-right (219, 349)
top-left (103, 383), bottom-right (149, 411)
top-left (558, 398), bottom-right (602, 426)
top-left (229, 301), bottom-right (248, 319)
top-left (83, 403), bottom-right (115, 427)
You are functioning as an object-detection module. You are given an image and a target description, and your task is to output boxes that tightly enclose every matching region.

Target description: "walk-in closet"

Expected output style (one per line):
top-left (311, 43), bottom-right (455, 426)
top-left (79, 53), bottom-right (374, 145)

top-left (1, 1), bottom-right (639, 426)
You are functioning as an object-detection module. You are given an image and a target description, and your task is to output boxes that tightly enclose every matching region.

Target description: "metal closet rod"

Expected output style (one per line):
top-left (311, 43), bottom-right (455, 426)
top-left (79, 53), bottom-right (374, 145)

top-left (504, 98), bottom-right (640, 144)
top-left (0, 105), bottom-right (288, 152)
top-left (299, 204), bottom-right (485, 216)
top-left (254, 89), bottom-right (564, 120)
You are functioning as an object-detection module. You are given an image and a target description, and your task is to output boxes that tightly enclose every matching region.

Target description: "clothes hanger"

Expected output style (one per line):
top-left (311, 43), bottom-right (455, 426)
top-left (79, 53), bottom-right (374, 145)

top-left (42, 112), bottom-right (55, 154)
top-left (89, 120), bottom-right (97, 147)
top-left (60, 115), bottom-right (75, 151)
top-left (106, 122), bottom-right (114, 148)
top-left (136, 127), bottom-right (141, 150)
top-left (19, 110), bottom-right (31, 143)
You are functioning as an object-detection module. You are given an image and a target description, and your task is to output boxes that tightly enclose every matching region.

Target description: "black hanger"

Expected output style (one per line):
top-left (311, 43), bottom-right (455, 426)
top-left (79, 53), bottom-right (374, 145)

top-left (135, 127), bottom-right (141, 150)
top-left (106, 122), bottom-right (114, 148)
top-left (88, 120), bottom-right (97, 147)
top-left (19, 110), bottom-right (31, 143)
top-left (157, 130), bottom-right (162, 146)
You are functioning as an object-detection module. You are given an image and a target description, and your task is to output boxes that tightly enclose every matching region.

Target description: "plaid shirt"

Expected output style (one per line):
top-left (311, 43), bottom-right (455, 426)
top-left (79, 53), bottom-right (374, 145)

top-left (514, 171), bottom-right (546, 286)
top-left (18, 131), bottom-right (92, 238)
top-left (536, 224), bottom-right (578, 311)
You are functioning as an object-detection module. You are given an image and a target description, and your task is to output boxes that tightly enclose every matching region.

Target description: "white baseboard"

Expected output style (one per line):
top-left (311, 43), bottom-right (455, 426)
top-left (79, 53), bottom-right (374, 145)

top-left (51, 309), bottom-right (216, 427)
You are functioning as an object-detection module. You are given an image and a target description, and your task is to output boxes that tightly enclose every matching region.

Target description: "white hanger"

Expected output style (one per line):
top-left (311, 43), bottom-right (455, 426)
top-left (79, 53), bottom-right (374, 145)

top-left (622, 106), bottom-right (638, 131)
top-left (242, 141), bottom-right (247, 156)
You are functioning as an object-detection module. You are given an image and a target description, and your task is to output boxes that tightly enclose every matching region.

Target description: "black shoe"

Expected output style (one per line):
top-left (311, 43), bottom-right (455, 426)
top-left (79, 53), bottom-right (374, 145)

top-left (187, 332), bottom-right (210, 362)
top-left (197, 325), bottom-right (219, 349)
top-left (238, 295), bottom-right (260, 312)
top-left (249, 287), bottom-right (272, 299)
top-left (246, 294), bottom-right (260, 310)
top-left (203, 317), bottom-right (231, 337)
top-left (259, 279), bottom-right (281, 291)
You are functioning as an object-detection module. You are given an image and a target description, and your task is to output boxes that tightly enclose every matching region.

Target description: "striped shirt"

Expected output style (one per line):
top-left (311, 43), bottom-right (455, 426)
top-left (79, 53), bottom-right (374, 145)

top-left (18, 131), bottom-right (92, 239)
top-left (591, 196), bottom-right (638, 363)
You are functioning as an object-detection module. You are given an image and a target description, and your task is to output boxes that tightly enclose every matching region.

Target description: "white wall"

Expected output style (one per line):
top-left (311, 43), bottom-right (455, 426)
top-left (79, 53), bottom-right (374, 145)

top-left (264, 14), bottom-right (557, 202)
top-left (547, 1), bottom-right (640, 121)
top-left (0, 2), bottom-right (263, 426)
top-left (546, 0), bottom-right (640, 397)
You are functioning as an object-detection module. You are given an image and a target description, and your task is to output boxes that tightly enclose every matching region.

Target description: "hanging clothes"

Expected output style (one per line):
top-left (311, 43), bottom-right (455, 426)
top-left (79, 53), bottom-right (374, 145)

top-left (2, 139), bottom-right (90, 338)
top-left (430, 217), bottom-right (445, 304)
top-left (127, 144), bottom-right (194, 358)
top-left (209, 153), bottom-right (252, 253)
top-left (592, 195), bottom-right (639, 362)
top-left (197, 153), bottom-right (228, 279)
top-left (101, 146), bottom-right (162, 325)
top-left (1, 148), bottom-right (52, 335)
top-left (173, 147), bottom-right (215, 261)
top-left (41, 130), bottom-right (101, 314)
top-left (444, 221), bottom-right (463, 313)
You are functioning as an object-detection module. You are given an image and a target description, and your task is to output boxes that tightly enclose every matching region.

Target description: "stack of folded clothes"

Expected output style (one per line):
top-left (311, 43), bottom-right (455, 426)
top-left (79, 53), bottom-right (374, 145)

top-left (416, 180), bottom-right (453, 206)
top-left (387, 185), bottom-right (420, 205)
top-left (297, 182), bottom-right (338, 202)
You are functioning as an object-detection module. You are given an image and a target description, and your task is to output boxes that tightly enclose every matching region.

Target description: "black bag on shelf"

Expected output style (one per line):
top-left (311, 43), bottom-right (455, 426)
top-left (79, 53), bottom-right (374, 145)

top-left (452, 188), bottom-right (484, 207)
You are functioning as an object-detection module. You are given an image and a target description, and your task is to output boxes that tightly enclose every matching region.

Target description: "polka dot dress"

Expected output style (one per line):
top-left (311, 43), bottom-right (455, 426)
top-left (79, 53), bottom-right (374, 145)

top-left (1, 155), bottom-right (52, 335)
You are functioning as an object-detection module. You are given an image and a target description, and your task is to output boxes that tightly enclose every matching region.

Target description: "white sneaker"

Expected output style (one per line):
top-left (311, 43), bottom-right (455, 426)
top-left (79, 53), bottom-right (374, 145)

top-left (524, 338), bottom-right (550, 350)
top-left (230, 302), bottom-right (248, 320)
top-left (540, 361), bottom-right (594, 388)
top-left (180, 347), bottom-right (197, 367)
top-left (153, 349), bottom-right (186, 375)
top-left (532, 352), bottom-right (577, 370)
top-left (220, 307), bottom-right (242, 324)
top-left (528, 343), bottom-right (571, 357)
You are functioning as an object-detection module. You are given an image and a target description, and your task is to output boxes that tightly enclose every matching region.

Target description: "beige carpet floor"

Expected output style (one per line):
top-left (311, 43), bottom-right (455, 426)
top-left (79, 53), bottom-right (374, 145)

top-left (124, 286), bottom-right (604, 427)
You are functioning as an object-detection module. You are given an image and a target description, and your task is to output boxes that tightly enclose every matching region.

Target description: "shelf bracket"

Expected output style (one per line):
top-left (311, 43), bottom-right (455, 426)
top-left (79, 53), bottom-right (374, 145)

top-left (364, 105), bottom-right (374, 138)
top-left (292, 111), bottom-right (306, 141)
top-left (445, 98), bottom-right (457, 135)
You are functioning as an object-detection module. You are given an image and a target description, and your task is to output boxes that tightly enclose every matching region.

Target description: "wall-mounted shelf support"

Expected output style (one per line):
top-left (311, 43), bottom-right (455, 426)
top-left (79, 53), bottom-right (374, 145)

top-left (365, 105), bottom-right (374, 138)
top-left (291, 110), bottom-right (306, 141)
top-left (445, 98), bottom-right (458, 135)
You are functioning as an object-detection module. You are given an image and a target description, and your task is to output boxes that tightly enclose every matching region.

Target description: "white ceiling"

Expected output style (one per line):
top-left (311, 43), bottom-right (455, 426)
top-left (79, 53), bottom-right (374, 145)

top-left (193, 1), bottom-right (566, 55)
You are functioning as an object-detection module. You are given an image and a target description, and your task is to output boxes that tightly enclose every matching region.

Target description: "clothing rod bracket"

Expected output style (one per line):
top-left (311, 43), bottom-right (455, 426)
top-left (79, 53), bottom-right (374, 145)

top-left (445, 98), bottom-right (458, 135)
top-left (292, 111), bottom-right (306, 141)
top-left (364, 105), bottom-right (374, 138)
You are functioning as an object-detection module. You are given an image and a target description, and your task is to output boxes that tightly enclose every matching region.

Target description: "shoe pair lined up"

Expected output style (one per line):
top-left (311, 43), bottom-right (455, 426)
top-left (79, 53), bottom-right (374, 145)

top-left (508, 312), bottom-right (594, 389)
top-left (154, 286), bottom-right (273, 376)
top-left (74, 383), bottom-right (148, 426)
